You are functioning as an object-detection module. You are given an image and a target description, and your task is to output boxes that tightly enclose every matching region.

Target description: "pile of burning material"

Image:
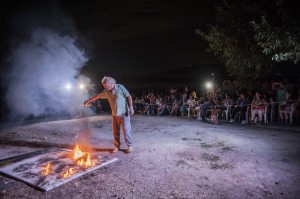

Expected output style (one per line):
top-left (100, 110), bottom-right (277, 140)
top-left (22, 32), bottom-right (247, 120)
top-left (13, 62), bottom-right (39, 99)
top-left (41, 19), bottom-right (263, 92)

top-left (0, 144), bottom-right (118, 191)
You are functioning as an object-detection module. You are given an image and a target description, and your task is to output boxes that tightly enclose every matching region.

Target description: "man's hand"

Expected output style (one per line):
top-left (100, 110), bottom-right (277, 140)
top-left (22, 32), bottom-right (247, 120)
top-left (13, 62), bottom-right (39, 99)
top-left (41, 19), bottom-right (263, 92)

top-left (84, 100), bottom-right (92, 107)
top-left (129, 107), bottom-right (134, 115)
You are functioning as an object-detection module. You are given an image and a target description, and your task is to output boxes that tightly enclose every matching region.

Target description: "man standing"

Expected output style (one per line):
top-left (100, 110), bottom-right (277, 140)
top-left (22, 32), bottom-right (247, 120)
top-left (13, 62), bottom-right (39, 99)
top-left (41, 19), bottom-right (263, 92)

top-left (84, 76), bottom-right (134, 153)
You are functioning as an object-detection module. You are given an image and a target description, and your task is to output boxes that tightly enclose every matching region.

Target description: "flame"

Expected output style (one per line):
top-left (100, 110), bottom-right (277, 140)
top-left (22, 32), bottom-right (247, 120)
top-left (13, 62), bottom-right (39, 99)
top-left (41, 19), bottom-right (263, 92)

top-left (60, 144), bottom-right (96, 178)
top-left (84, 153), bottom-right (95, 167)
top-left (43, 144), bottom-right (97, 179)
top-left (76, 153), bottom-right (95, 167)
top-left (73, 144), bottom-right (86, 159)
top-left (43, 162), bottom-right (51, 175)
top-left (73, 144), bottom-right (95, 167)
top-left (77, 158), bottom-right (84, 166)
top-left (63, 168), bottom-right (74, 178)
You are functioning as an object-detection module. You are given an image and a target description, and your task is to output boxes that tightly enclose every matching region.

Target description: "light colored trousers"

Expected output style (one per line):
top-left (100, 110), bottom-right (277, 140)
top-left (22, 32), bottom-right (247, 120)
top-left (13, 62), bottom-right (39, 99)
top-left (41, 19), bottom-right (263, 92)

top-left (251, 109), bottom-right (264, 122)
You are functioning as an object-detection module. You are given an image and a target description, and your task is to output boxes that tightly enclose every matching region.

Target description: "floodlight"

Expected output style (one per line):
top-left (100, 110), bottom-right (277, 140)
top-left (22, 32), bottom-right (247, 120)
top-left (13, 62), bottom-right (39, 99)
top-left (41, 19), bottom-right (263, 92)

top-left (205, 81), bottom-right (213, 90)
top-left (65, 83), bottom-right (72, 90)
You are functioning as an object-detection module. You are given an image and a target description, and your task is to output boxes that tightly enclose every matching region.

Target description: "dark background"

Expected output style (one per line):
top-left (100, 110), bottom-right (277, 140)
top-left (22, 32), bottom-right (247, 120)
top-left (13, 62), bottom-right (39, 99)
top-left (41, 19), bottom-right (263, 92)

top-left (0, 0), bottom-right (226, 89)
top-left (0, 0), bottom-right (228, 122)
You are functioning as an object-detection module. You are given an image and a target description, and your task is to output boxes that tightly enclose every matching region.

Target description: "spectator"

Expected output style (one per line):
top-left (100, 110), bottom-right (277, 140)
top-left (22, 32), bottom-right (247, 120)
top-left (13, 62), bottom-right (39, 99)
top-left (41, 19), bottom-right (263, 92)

top-left (155, 94), bottom-right (163, 115)
top-left (229, 92), bottom-right (250, 124)
top-left (180, 92), bottom-right (189, 116)
top-left (250, 91), bottom-right (268, 124)
top-left (198, 94), bottom-right (215, 121)
top-left (157, 94), bottom-right (173, 116)
top-left (187, 92), bottom-right (197, 117)
top-left (233, 90), bottom-right (241, 102)
top-left (171, 94), bottom-right (181, 116)
top-left (278, 90), bottom-right (293, 123)
top-left (146, 92), bottom-right (157, 116)
top-left (222, 93), bottom-right (234, 121)
top-left (183, 86), bottom-right (189, 94)
top-left (133, 96), bottom-right (144, 114)
top-left (169, 86), bottom-right (177, 95)
top-left (272, 80), bottom-right (287, 111)
top-left (209, 91), bottom-right (224, 124)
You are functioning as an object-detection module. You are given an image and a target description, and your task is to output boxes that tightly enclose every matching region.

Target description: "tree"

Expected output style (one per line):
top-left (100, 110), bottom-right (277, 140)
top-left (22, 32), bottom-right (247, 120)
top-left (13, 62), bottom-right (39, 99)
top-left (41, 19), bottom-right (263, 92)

top-left (196, 0), bottom-right (299, 83)
top-left (250, 1), bottom-right (300, 64)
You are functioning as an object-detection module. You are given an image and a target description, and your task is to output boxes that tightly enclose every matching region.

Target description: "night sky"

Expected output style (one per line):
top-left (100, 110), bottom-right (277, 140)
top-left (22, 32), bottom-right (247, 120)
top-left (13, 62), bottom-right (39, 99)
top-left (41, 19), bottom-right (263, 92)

top-left (1, 0), bottom-right (223, 86)
top-left (0, 0), bottom-right (227, 120)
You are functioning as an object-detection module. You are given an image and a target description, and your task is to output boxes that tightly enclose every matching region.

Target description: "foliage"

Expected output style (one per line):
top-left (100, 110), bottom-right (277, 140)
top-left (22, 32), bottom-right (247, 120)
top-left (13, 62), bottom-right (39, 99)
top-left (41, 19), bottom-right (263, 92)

top-left (250, 1), bottom-right (300, 64)
top-left (196, 0), bottom-right (299, 83)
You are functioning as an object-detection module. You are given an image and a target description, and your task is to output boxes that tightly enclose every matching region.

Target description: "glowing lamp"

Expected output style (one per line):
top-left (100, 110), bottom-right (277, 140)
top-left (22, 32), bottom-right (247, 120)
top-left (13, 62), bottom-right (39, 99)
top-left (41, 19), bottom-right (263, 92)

top-left (65, 83), bottom-right (72, 90)
top-left (205, 81), bottom-right (213, 90)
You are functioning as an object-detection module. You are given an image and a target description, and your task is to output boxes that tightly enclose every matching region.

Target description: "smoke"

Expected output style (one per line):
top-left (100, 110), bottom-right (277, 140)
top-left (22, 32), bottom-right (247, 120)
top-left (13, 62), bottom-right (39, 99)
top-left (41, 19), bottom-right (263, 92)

top-left (0, 1), bottom-right (97, 121)
top-left (5, 28), bottom-right (93, 120)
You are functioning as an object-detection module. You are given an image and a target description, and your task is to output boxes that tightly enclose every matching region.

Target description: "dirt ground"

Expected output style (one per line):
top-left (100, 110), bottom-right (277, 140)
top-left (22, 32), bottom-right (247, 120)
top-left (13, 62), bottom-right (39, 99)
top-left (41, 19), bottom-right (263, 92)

top-left (0, 114), bottom-right (299, 199)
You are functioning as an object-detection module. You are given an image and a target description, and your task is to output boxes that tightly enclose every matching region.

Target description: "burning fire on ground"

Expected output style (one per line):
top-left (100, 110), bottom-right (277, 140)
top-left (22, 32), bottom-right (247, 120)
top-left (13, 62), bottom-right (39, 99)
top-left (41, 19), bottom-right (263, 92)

top-left (42, 162), bottom-right (51, 175)
top-left (63, 168), bottom-right (74, 178)
top-left (73, 144), bottom-right (95, 168)
top-left (42, 144), bottom-right (96, 178)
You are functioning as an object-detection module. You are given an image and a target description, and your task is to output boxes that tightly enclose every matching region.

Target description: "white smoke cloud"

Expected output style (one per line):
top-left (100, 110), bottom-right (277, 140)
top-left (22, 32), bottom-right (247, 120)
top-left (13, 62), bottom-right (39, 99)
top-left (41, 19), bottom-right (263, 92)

top-left (5, 28), bottom-right (93, 119)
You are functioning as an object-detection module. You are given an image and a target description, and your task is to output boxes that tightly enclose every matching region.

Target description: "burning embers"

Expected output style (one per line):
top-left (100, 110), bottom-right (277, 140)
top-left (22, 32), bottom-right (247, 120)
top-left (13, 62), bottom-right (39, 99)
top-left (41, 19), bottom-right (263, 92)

top-left (42, 162), bottom-right (51, 175)
top-left (42, 144), bottom-right (95, 179)
top-left (63, 168), bottom-right (74, 178)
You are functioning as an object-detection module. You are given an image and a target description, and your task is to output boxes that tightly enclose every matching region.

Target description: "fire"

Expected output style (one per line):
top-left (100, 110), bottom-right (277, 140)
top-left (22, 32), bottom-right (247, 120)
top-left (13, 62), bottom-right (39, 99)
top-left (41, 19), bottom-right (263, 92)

top-left (73, 144), bottom-right (86, 159)
top-left (40, 144), bottom-right (96, 179)
top-left (76, 153), bottom-right (95, 167)
top-left (42, 162), bottom-right (51, 175)
top-left (63, 168), bottom-right (74, 178)
top-left (85, 153), bottom-right (95, 167)
top-left (77, 158), bottom-right (84, 166)
top-left (61, 144), bottom-right (96, 178)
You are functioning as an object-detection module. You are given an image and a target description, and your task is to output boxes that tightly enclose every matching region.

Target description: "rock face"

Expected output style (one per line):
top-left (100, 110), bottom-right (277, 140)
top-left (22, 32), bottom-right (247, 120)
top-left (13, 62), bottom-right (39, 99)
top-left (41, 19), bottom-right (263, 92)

top-left (0, 114), bottom-right (299, 198)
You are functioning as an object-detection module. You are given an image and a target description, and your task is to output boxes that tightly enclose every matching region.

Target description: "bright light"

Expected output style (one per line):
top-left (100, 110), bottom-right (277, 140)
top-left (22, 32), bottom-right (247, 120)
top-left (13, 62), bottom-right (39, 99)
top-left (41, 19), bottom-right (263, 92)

top-left (65, 83), bottom-right (72, 90)
top-left (205, 81), bottom-right (213, 90)
top-left (79, 83), bottom-right (85, 89)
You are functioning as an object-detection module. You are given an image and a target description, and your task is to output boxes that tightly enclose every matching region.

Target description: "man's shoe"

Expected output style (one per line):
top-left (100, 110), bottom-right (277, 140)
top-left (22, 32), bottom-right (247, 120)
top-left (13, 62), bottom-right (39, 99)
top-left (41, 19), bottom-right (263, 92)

top-left (112, 148), bottom-right (119, 153)
top-left (229, 119), bottom-right (234, 123)
top-left (126, 146), bottom-right (133, 153)
top-left (241, 120), bottom-right (247, 125)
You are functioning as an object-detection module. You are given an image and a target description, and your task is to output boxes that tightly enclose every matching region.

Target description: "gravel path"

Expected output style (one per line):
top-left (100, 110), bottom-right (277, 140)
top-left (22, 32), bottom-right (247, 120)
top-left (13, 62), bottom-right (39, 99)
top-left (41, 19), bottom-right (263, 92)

top-left (0, 114), bottom-right (299, 199)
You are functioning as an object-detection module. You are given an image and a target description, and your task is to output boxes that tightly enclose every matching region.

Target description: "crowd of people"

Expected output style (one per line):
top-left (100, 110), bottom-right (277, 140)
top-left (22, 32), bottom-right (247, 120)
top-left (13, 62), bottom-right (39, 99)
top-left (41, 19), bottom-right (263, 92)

top-left (131, 79), bottom-right (300, 125)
